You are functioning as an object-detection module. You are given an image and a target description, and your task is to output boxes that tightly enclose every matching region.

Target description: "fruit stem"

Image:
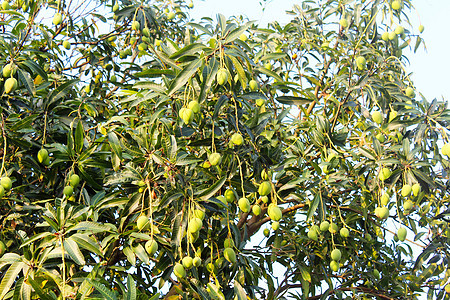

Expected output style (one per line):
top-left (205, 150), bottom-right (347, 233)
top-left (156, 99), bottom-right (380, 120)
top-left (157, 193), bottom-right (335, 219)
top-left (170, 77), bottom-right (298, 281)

top-left (0, 114), bottom-right (7, 177)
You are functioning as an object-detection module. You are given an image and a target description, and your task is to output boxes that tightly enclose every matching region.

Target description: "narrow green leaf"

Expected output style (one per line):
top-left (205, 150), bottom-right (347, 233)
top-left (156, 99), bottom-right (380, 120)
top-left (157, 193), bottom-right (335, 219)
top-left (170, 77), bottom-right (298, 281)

top-left (75, 120), bottom-right (84, 154)
top-left (27, 276), bottom-right (57, 300)
top-left (0, 262), bottom-right (25, 300)
top-left (126, 274), bottom-right (136, 300)
top-left (276, 96), bottom-right (313, 106)
top-left (224, 21), bottom-right (254, 44)
top-left (167, 58), bottom-right (202, 96)
top-left (64, 238), bottom-right (86, 265)
top-left (306, 193), bottom-right (320, 222)
top-left (198, 176), bottom-right (227, 200)
top-left (17, 69), bottom-right (35, 96)
top-left (67, 221), bottom-right (112, 233)
top-left (108, 132), bottom-right (123, 160)
top-left (87, 279), bottom-right (118, 300)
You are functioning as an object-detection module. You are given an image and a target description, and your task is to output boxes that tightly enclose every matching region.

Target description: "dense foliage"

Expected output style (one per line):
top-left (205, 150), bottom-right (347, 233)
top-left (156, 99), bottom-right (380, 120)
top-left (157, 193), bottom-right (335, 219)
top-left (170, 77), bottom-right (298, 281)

top-left (0, 0), bottom-right (449, 299)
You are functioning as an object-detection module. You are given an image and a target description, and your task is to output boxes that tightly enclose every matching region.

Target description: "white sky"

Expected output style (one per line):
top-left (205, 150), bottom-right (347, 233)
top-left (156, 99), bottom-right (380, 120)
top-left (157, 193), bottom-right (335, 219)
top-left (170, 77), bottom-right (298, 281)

top-left (189, 0), bottom-right (450, 103)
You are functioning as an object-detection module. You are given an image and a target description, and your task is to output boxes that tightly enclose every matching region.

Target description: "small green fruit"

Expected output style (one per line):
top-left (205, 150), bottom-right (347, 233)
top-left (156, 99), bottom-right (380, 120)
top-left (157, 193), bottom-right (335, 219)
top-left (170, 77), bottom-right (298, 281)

top-left (388, 31), bottom-right (397, 40)
top-left (0, 186), bottom-right (4, 198)
top-left (258, 181), bottom-right (272, 196)
top-left (188, 217), bottom-right (203, 233)
top-left (412, 183), bottom-right (421, 196)
top-left (381, 193), bottom-right (389, 206)
top-left (379, 167), bottom-right (391, 181)
top-left (63, 185), bottom-right (73, 197)
top-left (249, 79), bottom-right (258, 91)
top-left (330, 260), bottom-right (339, 272)
top-left (392, 0), bottom-right (401, 10)
top-left (208, 152), bottom-right (221, 166)
top-left (4, 77), bottom-right (17, 94)
top-left (239, 33), bottom-right (247, 42)
top-left (167, 11), bottom-right (175, 20)
top-left (267, 203), bottom-right (282, 221)
top-left (381, 32), bottom-right (389, 41)
top-left (53, 13), bottom-right (62, 26)
top-left (260, 196), bottom-right (269, 203)
top-left (224, 238), bottom-right (234, 248)
top-left (356, 56), bottom-right (366, 70)
top-left (188, 1), bottom-right (193, 8)
top-left (112, 3), bottom-right (119, 12)
top-left (131, 21), bottom-right (140, 31)
top-left (331, 249), bottom-right (341, 261)
top-left (389, 110), bottom-right (398, 122)
top-left (263, 228), bottom-right (270, 237)
top-left (37, 148), bottom-right (48, 164)
top-left (256, 98), bottom-right (265, 107)
top-left (320, 221), bottom-right (330, 232)
top-left (395, 26), bottom-right (404, 35)
top-left (0, 240), bottom-right (5, 257)
top-left (217, 68), bottom-right (228, 85)
top-left (110, 75), bottom-right (117, 83)
top-left (376, 133), bottom-right (385, 143)
top-left (2, 63), bottom-right (15, 77)
top-left (442, 143), bottom-right (450, 156)
top-left (377, 206), bottom-right (389, 219)
top-left (63, 40), bottom-right (71, 50)
top-left (264, 62), bottom-right (272, 70)
top-left (418, 25), bottom-right (424, 33)
top-left (231, 133), bottom-right (243, 146)
top-left (173, 263), bottom-right (186, 278)
top-left (182, 256), bottom-right (193, 269)
top-left (371, 111), bottom-right (383, 124)
top-left (403, 199), bottom-right (413, 211)
top-left (223, 247), bottom-right (236, 264)
top-left (329, 222), bottom-right (339, 234)
top-left (193, 256), bottom-right (201, 267)
top-left (401, 184), bottom-right (412, 197)
top-left (252, 204), bottom-right (261, 216)
top-left (373, 269), bottom-right (380, 279)
top-left (1, 0), bottom-right (10, 9)
top-left (137, 215), bottom-right (149, 231)
top-left (145, 239), bottom-right (158, 256)
top-left (69, 174), bottom-right (80, 187)
top-left (339, 18), bottom-right (348, 28)
top-left (397, 227), bottom-right (407, 241)
top-left (238, 197), bottom-right (250, 213)
top-left (224, 189), bottom-right (235, 203)
top-left (340, 227), bottom-right (349, 238)
top-left (194, 209), bottom-right (205, 221)
top-left (405, 87), bottom-right (415, 98)
top-left (188, 100), bottom-right (200, 113)
top-left (271, 221), bottom-right (280, 231)
top-left (1, 177), bottom-right (12, 191)
top-left (308, 225), bottom-right (319, 241)
top-left (138, 43), bottom-right (148, 51)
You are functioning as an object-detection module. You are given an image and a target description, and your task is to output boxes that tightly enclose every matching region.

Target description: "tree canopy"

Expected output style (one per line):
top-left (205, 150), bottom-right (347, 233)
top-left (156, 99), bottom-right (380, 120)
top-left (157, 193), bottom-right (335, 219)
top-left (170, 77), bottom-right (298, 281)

top-left (0, 0), bottom-right (449, 299)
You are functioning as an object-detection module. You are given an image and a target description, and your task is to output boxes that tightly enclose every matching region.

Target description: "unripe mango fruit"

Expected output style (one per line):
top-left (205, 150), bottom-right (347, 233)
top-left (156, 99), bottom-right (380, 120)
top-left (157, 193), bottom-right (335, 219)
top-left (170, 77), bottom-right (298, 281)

top-left (238, 197), bottom-right (250, 213)
top-left (37, 149), bottom-right (48, 164)
top-left (53, 13), bottom-right (62, 25)
top-left (331, 249), bottom-right (341, 261)
top-left (145, 239), bottom-right (158, 256)
top-left (267, 203), bottom-right (282, 221)
top-left (1, 177), bottom-right (12, 191)
top-left (4, 77), bottom-right (17, 94)
top-left (397, 227), bottom-right (407, 241)
top-left (223, 247), bottom-right (236, 263)
top-left (258, 181), bottom-right (271, 196)
top-left (137, 215), bottom-right (149, 231)
top-left (173, 263), bottom-right (186, 278)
